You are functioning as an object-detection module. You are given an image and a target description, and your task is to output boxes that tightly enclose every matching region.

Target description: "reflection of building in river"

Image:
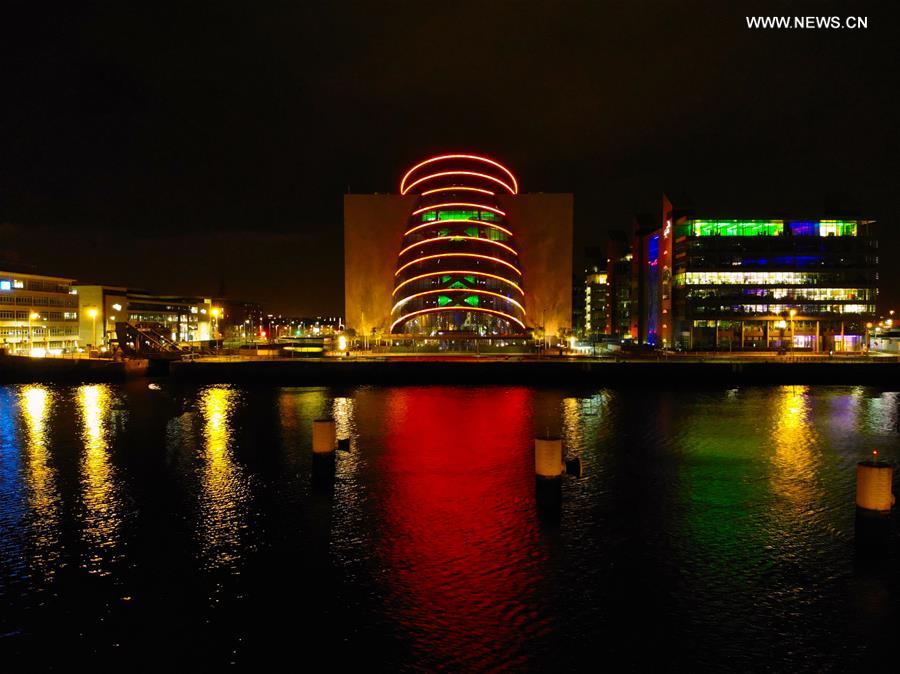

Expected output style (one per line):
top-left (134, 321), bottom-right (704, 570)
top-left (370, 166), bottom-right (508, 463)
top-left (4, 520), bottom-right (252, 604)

top-left (20, 385), bottom-right (62, 580)
top-left (78, 384), bottom-right (125, 575)
top-left (371, 386), bottom-right (548, 669)
top-left (770, 386), bottom-right (822, 508)
top-left (198, 386), bottom-right (251, 571)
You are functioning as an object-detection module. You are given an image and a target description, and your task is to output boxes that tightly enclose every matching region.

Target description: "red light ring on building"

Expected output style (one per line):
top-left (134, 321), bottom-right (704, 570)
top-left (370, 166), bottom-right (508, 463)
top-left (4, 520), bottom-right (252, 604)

top-left (400, 154), bottom-right (519, 194)
top-left (391, 288), bottom-right (526, 314)
top-left (395, 253), bottom-right (521, 277)
top-left (401, 171), bottom-right (515, 196)
top-left (392, 270), bottom-right (524, 297)
top-left (421, 186), bottom-right (495, 197)
top-left (403, 219), bottom-right (513, 238)
top-left (391, 306), bottom-right (525, 332)
top-left (412, 202), bottom-right (506, 217)
top-left (398, 236), bottom-right (518, 258)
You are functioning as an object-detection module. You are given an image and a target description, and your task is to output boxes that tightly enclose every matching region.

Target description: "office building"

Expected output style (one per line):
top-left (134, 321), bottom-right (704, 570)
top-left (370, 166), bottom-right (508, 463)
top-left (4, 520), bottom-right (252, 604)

top-left (74, 285), bottom-right (215, 347)
top-left (633, 196), bottom-right (877, 351)
top-left (0, 269), bottom-right (80, 354)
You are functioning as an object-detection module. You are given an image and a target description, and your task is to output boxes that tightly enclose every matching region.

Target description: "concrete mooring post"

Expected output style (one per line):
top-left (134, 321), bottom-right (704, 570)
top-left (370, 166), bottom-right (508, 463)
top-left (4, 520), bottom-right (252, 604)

top-left (535, 436), bottom-right (563, 509)
top-left (313, 419), bottom-right (336, 455)
top-left (312, 418), bottom-right (337, 483)
top-left (855, 450), bottom-right (895, 547)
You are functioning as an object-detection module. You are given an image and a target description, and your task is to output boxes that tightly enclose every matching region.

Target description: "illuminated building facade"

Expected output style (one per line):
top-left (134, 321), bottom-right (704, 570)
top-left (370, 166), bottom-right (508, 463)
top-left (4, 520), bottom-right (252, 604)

top-left (74, 285), bottom-right (214, 346)
top-left (392, 155), bottom-right (525, 335)
top-left (580, 266), bottom-right (608, 338)
top-left (635, 195), bottom-right (878, 351)
top-left (0, 269), bottom-right (79, 354)
top-left (344, 154), bottom-right (573, 342)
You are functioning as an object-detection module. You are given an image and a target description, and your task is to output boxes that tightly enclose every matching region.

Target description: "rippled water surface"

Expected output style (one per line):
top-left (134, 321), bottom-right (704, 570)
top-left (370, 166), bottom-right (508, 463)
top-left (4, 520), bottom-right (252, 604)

top-left (1, 382), bottom-right (899, 670)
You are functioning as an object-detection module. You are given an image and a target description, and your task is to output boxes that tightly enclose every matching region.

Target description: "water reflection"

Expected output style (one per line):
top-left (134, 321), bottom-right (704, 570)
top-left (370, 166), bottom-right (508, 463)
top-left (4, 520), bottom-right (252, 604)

top-left (276, 388), bottom-right (328, 471)
top-left (0, 388), bottom-right (26, 583)
top-left (376, 387), bottom-right (548, 670)
top-left (197, 386), bottom-right (251, 572)
top-left (860, 390), bottom-right (899, 435)
top-left (770, 386), bottom-right (822, 509)
top-left (20, 385), bottom-right (62, 582)
top-left (330, 396), bottom-right (365, 567)
top-left (77, 384), bottom-right (125, 575)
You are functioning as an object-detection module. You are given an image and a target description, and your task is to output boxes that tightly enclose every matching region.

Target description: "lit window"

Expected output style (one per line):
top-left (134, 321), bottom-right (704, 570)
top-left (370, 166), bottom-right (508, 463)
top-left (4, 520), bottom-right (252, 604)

top-left (0, 280), bottom-right (10, 291)
top-left (692, 220), bottom-right (783, 237)
top-left (819, 220), bottom-right (857, 237)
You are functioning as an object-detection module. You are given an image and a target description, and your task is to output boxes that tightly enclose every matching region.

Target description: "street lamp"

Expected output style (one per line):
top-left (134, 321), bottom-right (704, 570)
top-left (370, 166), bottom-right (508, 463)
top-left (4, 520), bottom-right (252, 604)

top-left (789, 308), bottom-right (797, 355)
top-left (87, 307), bottom-right (98, 350)
top-left (775, 319), bottom-right (787, 353)
top-left (210, 307), bottom-right (221, 341)
top-left (28, 312), bottom-right (40, 353)
top-left (865, 322), bottom-right (873, 353)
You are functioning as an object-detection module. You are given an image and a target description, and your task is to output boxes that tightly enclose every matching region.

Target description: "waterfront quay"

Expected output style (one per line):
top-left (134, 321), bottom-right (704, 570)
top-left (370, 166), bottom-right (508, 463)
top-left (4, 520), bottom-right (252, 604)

top-left (166, 354), bottom-right (900, 386)
top-left (4, 352), bottom-right (900, 386)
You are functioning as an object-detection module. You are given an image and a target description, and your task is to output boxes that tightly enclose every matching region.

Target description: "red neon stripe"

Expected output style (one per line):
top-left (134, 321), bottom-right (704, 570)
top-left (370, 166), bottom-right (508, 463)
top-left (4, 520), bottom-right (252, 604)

top-left (401, 171), bottom-right (515, 196)
top-left (412, 202), bottom-right (506, 216)
top-left (403, 219), bottom-right (513, 238)
top-left (395, 253), bottom-right (521, 277)
top-left (400, 154), bottom-right (519, 194)
top-left (421, 186), bottom-right (495, 197)
top-left (391, 288), bottom-right (526, 314)
top-left (391, 306), bottom-right (525, 332)
top-left (398, 236), bottom-right (518, 258)
top-left (392, 270), bottom-right (524, 297)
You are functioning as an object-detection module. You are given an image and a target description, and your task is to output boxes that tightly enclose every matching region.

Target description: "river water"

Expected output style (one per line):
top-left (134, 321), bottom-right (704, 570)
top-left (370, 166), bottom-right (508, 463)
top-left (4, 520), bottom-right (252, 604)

top-left (1, 382), bottom-right (898, 670)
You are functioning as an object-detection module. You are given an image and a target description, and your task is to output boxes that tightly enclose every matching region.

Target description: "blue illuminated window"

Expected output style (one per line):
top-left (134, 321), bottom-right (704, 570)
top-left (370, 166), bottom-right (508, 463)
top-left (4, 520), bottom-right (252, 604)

top-left (0, 280), bottom-right (11, 291)
top-left (789, 221), bottom-right (818, 236)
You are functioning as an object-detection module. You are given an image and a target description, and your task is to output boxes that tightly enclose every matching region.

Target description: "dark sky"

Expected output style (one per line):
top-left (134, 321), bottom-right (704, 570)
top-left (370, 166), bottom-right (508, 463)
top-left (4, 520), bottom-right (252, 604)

top-left (1, 0), bottom-right (897, 315)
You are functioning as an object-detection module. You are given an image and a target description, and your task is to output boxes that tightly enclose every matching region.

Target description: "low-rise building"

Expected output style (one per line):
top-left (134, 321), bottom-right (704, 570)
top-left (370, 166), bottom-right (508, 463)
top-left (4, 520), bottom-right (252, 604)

top-left (74, 285), bottom-right (215, 347)
top-left (0, 269), bottom-right (80, 354)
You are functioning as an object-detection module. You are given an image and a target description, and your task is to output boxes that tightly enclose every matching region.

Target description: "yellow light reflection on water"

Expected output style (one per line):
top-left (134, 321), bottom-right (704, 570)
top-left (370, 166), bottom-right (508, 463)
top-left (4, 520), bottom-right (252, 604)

top-left (198, 386), bottom-right (250, 571)
top-left (20, 385), bottom-right (61, 580)
top-left (331, 396), bottom-right (362, 563)
top-left (78, 384), bottom-right (123, 575)
top-left (770, 385), bottom-right (822, 508)
top-left (333, 396), bottom-right (355, 452)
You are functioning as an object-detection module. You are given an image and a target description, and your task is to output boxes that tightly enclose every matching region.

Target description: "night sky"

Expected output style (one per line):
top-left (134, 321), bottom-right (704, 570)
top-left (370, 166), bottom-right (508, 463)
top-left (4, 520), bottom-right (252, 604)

top-left (1, 1), bottom-right (897, 315)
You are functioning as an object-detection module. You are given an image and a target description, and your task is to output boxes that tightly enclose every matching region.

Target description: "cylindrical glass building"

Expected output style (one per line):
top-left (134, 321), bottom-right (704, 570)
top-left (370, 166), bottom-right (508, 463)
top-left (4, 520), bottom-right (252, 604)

top-left (391, 154), bottom-right (526, 335)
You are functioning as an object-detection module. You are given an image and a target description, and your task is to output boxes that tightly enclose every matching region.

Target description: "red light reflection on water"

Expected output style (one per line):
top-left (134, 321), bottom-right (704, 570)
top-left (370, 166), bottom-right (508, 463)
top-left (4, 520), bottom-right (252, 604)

top-left (374, 387), bottom-right (550, 669)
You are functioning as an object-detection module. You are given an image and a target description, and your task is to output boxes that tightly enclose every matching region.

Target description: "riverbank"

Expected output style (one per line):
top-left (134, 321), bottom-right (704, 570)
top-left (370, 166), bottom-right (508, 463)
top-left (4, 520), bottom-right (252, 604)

top-left (4, 353), bottom-right (900, 386)
top-left (0, 354), bottom-right (153, 383)
top-left (168, 357), bottom-right (900, 386)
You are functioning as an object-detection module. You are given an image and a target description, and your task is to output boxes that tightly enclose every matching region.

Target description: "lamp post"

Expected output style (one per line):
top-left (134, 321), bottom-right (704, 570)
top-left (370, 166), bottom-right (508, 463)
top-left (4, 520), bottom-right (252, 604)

top-left (210, 307), bottom-right (221, 341)
top-left (87, 307), bottom-right (98, 351)
top-left (775, 319), bottom-right (787, 353)
top-left (28, 312), bottom-right (40, 353)
top-left (789, 308), bottom-right (797, 357)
